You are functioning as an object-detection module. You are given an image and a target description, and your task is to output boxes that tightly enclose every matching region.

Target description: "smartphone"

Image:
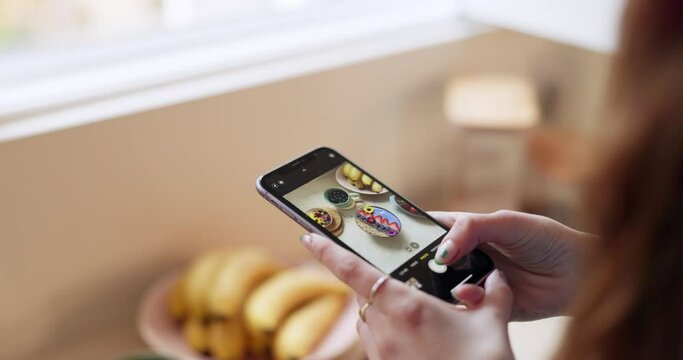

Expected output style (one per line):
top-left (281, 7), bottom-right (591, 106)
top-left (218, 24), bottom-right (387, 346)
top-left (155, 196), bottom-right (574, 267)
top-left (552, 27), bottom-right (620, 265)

top-left (256, 147), bottom-right (494, 302)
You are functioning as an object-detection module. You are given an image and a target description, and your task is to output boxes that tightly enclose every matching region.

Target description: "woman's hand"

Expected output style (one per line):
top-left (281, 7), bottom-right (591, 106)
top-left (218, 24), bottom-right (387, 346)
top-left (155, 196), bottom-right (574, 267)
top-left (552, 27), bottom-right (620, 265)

top-left (431, 210), bottom-right (592, 321)
top-left (300, 233), bottom-right (514, 360)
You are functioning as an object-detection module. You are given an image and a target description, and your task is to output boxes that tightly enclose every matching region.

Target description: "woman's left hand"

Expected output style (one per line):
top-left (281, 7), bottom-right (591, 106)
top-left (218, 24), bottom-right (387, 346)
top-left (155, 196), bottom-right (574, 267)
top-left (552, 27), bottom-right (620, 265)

top-left (300, 233), bottom-right (514, 360)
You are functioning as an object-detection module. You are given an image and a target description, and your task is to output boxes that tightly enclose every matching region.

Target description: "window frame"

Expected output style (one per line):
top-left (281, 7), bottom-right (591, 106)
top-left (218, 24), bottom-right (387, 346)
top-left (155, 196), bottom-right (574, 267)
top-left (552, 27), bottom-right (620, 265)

top-left (0, 0), bottom-right (487, 143)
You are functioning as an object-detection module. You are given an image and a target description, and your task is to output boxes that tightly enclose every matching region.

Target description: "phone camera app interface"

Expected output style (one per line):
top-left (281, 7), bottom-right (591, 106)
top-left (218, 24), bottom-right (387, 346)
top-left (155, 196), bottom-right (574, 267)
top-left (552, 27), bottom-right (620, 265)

top-left (283, 161), bottom-right (447, 274)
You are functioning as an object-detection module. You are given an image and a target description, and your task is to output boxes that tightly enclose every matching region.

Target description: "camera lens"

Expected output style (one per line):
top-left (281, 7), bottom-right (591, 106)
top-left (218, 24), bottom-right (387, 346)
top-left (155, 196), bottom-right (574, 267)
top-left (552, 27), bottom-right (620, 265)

top-left (278, 180), bottom-right (285, 185)
top-left (271, 183), bottom-right (279, 188)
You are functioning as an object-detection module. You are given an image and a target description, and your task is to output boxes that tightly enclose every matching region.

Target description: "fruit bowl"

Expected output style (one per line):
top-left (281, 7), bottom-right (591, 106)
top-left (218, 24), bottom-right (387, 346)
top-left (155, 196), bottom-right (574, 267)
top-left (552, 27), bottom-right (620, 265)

top-left (138, 269), bottom-right (362, 360)
top-left (334, 167), bottom-right (388, 195)
top-left (389, 195), bottom-right (423, 218)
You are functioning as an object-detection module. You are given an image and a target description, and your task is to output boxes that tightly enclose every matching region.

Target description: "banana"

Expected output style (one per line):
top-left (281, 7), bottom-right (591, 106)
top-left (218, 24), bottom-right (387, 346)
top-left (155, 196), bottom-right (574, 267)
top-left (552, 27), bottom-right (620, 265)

top-left (208, 319), bottom-right (246, 360)
top-left (207, 247), bottom-right (283, 319)
top-left (183, 317), bottom-right (209, 353)
top-left (247, 328), bottom-right (271, 358)
top-left (273, 295), bottom-right (347, 360)
top-left (168, 275), bottom-right (187, 321)
top-left (244, 269), bottom-right (348, 336)
top-left (184, 250), bottom-right (231, 319)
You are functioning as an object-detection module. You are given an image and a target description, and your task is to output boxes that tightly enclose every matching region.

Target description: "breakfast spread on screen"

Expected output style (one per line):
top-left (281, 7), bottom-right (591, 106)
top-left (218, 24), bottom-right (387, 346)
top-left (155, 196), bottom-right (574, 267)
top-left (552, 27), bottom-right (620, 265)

top-left (284, 163), bottom-right (447, 274)
top-left (167, 247), bottom-right (349, 360)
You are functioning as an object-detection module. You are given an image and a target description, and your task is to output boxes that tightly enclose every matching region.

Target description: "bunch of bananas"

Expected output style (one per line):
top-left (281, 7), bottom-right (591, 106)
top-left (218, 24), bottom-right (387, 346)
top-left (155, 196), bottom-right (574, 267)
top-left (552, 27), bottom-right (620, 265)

top-left (341, 162), bottom-right (383, 193)
top-left (168, 247), bottom-right (349, 360)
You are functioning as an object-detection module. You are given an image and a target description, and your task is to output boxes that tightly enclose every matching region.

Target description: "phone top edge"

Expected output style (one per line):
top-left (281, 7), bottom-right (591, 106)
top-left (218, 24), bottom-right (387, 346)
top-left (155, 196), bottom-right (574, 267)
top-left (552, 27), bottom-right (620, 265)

top-left (255, 177), bottom-right (268, 197)
top-left (256, 146), bottom-right (340, 188)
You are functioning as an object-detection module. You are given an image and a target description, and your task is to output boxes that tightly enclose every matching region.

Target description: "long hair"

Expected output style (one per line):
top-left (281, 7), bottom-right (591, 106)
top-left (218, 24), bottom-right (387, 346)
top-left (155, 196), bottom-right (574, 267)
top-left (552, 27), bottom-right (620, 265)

top-left (556, 0), bottom-right (683, 358)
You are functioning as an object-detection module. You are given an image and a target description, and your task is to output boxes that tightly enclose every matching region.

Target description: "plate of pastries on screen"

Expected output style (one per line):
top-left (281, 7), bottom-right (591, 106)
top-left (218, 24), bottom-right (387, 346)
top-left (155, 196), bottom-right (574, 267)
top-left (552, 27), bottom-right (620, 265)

top-left (335, 163), bottom-right (387, 195)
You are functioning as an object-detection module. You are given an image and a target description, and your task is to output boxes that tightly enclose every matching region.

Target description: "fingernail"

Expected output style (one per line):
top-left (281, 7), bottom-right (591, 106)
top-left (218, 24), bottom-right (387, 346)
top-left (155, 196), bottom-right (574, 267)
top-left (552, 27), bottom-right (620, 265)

top-left (300, 233), bottom-right (312, 248)
top-left (498, 270), bottom-right (507, 282)
top-left (450, 287), bottom-right (472, 307)
top-left (450, 286), bottom-right (461, 302)
top-left (435, 240), bottom-right (455, 264)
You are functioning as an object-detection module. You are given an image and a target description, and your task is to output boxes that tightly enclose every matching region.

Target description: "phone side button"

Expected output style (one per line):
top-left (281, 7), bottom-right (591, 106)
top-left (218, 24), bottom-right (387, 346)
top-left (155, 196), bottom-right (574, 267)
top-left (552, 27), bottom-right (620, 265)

top-left (297, 220), bottom-right (314, 233)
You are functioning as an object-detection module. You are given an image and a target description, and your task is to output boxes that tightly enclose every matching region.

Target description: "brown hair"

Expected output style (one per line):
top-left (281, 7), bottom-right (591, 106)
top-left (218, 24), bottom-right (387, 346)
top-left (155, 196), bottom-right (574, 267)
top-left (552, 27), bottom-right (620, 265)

top-left (557, 0), bottom-right (683, 358)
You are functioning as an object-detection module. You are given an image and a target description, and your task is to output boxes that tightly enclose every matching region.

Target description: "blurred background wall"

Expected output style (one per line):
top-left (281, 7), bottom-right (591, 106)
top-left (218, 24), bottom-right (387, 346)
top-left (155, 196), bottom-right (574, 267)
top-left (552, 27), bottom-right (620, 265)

top-left (0, 29), bottom-right (609, 359)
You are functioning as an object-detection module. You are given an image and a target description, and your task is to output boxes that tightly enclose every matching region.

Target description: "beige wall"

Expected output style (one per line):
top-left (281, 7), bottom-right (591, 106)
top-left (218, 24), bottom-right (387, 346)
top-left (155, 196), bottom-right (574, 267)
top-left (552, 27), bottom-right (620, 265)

top-left (0, 31), bottom-right (609, 359)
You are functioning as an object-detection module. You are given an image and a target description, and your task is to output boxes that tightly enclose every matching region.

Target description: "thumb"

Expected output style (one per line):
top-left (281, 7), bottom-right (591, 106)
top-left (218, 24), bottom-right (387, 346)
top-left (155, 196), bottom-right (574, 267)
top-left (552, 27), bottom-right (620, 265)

top-left (482, 270), bottom-right (513, 319)
top-left (451, 284), bottom-right (485, 307)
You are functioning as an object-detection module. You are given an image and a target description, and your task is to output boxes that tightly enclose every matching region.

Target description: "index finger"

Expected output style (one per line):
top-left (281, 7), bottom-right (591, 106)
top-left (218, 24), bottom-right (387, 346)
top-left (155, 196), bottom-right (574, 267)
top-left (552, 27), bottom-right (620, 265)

top-left (300, 233), bottom-right (414, 311)
top-left (429, 211), bottom-right (532, 264)
top-left (428, 211), bottom-right (459, 227)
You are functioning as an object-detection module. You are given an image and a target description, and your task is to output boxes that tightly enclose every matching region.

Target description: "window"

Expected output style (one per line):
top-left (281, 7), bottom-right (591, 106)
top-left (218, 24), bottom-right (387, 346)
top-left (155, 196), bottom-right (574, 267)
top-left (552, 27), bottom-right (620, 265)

top-left (1, 0), bottom-right (335, 52)
top-left (0, 0), bottom-right (485, 142)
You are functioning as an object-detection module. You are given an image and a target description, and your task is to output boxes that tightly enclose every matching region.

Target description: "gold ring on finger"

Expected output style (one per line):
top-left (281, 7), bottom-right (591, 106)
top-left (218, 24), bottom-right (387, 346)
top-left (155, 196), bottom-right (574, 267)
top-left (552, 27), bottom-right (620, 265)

top-left (369, 274), bottom-right (390, 303)
top-left (358, 301), bottom-right (372, 323)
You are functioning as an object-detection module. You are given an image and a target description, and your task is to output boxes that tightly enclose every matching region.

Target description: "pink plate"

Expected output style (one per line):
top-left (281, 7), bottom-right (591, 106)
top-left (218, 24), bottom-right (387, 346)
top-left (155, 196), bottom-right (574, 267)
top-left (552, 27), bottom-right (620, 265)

top-left (137, 269), bottom-right (362, 360)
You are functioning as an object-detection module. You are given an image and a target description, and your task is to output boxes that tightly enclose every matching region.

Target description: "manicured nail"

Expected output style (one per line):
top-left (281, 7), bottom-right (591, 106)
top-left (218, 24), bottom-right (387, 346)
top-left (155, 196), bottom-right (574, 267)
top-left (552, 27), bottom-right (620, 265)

top-left (300, 234), bottom-right (312, 248)
top-left (435, 240), bottom-right (455, 264)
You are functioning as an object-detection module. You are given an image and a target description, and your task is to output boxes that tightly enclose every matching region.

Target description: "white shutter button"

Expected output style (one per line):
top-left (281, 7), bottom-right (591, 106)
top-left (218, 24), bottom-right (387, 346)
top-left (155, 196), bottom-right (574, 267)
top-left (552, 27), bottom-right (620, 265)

top-left (428, 259), bottom-right (447, 274)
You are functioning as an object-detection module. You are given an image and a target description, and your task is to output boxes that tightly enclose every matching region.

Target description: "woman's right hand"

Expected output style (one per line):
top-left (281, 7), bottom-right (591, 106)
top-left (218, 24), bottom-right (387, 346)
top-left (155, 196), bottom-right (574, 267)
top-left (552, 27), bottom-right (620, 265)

top-left (430, 210), bottom-right (593, 321)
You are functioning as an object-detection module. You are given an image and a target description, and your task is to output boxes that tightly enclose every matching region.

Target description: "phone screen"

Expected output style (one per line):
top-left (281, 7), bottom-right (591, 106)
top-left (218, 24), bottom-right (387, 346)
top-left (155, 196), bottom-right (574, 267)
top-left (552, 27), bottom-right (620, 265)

top-left (259, 147), bottom-right (493, 301)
